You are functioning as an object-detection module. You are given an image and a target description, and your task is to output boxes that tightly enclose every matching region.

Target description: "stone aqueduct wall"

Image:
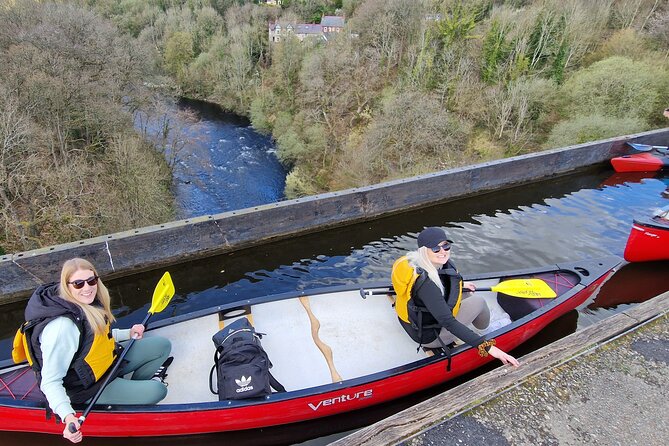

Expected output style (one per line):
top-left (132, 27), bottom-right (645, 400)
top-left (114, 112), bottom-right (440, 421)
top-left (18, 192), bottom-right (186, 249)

top-left (2, 128), bottom-right (668, 303)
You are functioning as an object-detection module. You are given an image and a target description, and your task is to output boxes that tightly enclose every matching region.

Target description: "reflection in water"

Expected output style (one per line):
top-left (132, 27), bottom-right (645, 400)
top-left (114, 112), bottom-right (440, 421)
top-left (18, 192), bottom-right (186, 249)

top-left (588, 261), bottom-right (669, 310)
top-left (2, 167), bottom-right (669, 445)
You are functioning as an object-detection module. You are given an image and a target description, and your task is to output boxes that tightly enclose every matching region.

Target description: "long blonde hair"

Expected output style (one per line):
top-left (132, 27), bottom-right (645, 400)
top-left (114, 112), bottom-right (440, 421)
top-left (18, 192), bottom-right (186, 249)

top-left (59, 258), bottom-right (115, 335)
top-left (406, 247), bottom-right (444, 294)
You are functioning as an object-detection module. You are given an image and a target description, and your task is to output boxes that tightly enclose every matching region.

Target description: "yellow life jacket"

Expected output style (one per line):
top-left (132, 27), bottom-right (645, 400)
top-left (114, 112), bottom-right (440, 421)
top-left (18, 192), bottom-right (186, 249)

top-left (84, 323), bottom-right (117, 381)
top-left (12, 321), bottom-right (34, 365)
top-left (12, 316), bottom-right (117, 399)
top-left (391, 256), bottom-right (462, 324)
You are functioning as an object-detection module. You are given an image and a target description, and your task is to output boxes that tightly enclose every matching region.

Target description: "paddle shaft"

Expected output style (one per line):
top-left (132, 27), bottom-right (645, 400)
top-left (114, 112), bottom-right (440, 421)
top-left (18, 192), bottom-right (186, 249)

top-left (68, 312), bottom-right (152, 433)
top-left (360, 281), bottom-right (554, 299)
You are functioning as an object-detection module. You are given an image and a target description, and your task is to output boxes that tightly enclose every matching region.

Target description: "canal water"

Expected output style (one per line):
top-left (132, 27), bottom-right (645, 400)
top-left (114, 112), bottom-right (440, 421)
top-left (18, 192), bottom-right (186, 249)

top-left (1, 165), bottom-right (668, 445)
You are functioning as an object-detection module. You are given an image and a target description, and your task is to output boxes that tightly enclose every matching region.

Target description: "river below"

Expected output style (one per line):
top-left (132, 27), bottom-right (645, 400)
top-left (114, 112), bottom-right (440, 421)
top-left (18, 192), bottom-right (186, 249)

top-left (136, 97), bottom-right (286, 218)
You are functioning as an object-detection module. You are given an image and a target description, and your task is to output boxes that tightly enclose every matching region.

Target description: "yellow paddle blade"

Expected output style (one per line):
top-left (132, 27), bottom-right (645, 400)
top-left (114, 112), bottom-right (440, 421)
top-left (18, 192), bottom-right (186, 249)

top-left (148, 271), bottom-right (175, 314)
top-left (491, 278), bottom-right (557, 298)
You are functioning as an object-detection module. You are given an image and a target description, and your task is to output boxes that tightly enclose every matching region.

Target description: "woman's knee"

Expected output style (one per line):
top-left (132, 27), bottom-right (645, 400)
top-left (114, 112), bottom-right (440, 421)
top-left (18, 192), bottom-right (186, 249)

top-left (145, 380), bottom-right (168, 403)
top-left (459, 295), bottom-right (490, 328)
top-left (141, 335), bottom-right (171, 356)
top-left (152, 336), bottom-right (171, 355)
top-left (98, 379), bottom-right (167, 405)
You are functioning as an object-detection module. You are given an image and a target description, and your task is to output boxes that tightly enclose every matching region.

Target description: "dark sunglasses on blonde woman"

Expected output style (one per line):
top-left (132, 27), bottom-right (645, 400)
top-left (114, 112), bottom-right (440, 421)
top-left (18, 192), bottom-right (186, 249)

top-left (429, 243), bottom-right (451, 253)
top-left (67, 276), bottom-right (99, 289)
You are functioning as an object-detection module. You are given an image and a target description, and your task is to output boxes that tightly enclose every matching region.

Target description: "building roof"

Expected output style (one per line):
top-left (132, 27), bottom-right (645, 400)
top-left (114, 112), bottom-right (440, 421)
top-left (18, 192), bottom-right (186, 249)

top-left (295, 24), bottom-right (323, 35)
top-left (321, 16), bottom-right (345, 27)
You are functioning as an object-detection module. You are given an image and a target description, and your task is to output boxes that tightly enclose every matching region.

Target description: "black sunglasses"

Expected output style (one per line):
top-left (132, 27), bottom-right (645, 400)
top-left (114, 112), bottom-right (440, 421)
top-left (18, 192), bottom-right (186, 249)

top-left (67, 275), bottom-right (99, 289)
top-left (429, 243), bottom-right (451, 253)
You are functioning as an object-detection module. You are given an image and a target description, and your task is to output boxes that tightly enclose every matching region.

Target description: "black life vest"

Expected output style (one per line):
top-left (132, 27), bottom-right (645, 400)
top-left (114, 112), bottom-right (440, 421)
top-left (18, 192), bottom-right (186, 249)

top-left (391, 256), bottom-right (463, 343)
top-left (12, 283), bottom-right (118, 404)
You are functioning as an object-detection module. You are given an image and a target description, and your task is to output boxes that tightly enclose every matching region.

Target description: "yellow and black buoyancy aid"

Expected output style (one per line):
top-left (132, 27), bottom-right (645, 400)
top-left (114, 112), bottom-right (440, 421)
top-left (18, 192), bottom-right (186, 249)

top-left (13, 283), bottom-right (118, 404)
top-left (391, 256), bottom-right (463, 340)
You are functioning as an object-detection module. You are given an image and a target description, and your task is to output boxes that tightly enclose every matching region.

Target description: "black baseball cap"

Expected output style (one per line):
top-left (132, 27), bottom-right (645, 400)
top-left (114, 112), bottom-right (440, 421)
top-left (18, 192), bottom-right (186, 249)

top-left (417, 227), bottom-right (453, 249)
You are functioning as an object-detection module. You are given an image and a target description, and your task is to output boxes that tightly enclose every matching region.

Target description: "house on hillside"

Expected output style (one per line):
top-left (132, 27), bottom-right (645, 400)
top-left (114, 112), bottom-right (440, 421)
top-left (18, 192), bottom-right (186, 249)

top-left (320, 15), bottom-right (345, 35)
top-left (269, 15), bottom-right (345, 43)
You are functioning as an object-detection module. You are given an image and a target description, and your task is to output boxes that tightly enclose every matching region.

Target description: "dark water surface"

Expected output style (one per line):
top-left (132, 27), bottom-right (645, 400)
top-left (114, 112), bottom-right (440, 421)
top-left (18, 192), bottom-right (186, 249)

top-left (2, 167), bottom-right (669, 445)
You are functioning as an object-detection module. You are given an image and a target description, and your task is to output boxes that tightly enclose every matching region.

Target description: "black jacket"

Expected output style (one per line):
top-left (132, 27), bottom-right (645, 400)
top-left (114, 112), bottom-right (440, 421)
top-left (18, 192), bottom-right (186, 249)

top-left (399, 261), bottom-right (483, 347)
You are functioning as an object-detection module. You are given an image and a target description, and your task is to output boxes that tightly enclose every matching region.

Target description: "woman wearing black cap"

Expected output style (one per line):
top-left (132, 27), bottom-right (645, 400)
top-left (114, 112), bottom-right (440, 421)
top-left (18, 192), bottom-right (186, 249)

top-left (391, 227), bottom-right (519, 366)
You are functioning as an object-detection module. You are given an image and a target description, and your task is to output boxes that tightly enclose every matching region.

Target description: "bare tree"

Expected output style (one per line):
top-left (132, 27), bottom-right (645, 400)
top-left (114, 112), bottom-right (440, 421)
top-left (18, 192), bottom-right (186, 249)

top-left (0, 92), bottom-right (34, 250)
top-left (646, 6), bottom-right (669, 59)
top-left (0, 1), bottom-right (174, 252)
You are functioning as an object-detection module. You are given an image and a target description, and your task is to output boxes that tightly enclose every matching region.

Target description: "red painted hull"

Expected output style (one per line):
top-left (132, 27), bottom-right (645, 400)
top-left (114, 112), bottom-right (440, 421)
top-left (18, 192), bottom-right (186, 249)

top-left (624, 218), bottom-right (669, 262)
top-left (611, 153), bottom-right (668, 172)
top-left (0, 257), bottom-right (620, 437)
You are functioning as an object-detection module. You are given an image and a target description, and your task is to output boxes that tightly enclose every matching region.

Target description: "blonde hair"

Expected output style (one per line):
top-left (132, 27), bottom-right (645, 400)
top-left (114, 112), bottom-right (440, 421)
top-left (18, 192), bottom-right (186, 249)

top-left (406, 247), bottom-right (444, 294)
top-left (59, 258), bottom-right (115, 335)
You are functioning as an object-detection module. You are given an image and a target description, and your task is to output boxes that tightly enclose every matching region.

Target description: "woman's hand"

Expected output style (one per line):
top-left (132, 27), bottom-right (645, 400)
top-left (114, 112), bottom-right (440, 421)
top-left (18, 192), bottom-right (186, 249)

top-left (63, 413), bottom-right (82, 443)
top-left (488, 346), bottom-right (520, 367)
top-left (463, 282), bottom-right (476, 292)
top-left (129, 324), bottom-right (145, 340)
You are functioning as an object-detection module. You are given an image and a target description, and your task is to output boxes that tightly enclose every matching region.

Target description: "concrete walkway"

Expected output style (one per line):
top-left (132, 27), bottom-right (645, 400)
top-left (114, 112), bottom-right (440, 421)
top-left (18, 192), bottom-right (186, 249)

top-left (332, 292), bottom-right (669, 446)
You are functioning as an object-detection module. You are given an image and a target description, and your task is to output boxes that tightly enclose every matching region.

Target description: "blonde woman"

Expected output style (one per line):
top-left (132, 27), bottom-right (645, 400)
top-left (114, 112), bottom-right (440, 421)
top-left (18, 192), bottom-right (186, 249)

top-left (392, 227), bottom-right (519, 367)
top-left (22, 258), bottom-right (171, 443)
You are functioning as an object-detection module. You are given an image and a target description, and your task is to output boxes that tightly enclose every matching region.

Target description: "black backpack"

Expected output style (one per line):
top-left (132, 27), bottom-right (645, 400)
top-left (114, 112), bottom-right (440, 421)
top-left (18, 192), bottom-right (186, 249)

top-left (209, 318), bottom-right (285, 400)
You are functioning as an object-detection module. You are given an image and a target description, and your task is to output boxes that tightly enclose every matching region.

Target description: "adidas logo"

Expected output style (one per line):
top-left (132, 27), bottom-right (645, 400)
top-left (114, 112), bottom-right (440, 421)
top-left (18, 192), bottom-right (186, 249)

top-left (236, 376), bottom-right (252, 387)
top-left (235, 376), bottom-right (254, 393)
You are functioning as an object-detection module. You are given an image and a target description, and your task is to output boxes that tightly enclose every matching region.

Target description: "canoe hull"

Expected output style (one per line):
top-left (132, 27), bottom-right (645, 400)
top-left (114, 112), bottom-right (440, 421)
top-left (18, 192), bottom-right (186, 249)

top-left (624, 219), bottom-right (669, 262)
top-left (0, 257), bottom-right (621, 437)
top-left (611, 153), bottom-right (668, 172)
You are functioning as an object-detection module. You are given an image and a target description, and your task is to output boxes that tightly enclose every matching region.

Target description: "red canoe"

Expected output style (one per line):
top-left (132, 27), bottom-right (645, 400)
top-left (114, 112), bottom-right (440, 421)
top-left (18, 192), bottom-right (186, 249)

top-left (0, 256), bottom-right (621, 437)
top-left (624, 207), bottom-right (669, 262)
top-left (611, 144), bottom-right (669, 173)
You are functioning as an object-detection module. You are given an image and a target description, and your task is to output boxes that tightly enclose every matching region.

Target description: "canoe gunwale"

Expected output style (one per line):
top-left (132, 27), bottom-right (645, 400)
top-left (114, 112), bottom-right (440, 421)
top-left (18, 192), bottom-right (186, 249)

top-left (147, 256), bottom-right (620, 333)
top-left (632, 217), bottom-right (669, 231)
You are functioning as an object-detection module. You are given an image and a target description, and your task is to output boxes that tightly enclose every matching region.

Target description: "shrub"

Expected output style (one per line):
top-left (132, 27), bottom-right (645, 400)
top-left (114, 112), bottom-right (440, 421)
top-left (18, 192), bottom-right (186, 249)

top-left (561, 56), bottom-right (666, 123)
top-left (362, 91), bottom-right (471, 182)
top-left (284, 166), bottom-right (318, 199)
top-left (163, 31), bottom-right (194, 78)
top-left (544, 114), bottom-right (647, 149)
top-left (466, 131), bottom-right (506, 161)
top-left (587, 29), bottom-right (650, 62)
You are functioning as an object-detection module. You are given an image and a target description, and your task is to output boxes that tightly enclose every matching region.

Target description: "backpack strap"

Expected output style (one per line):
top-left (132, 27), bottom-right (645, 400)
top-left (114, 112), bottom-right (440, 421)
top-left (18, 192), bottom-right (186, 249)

top-left (209, 347), bottom-right (222, 395)
top-left (268, 372), bottom-right (286, 393)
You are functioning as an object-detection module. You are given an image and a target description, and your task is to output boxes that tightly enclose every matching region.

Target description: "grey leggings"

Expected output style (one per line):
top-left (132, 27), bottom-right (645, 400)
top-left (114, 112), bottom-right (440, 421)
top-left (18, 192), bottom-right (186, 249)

top-left (423, 294), bottom-right (490, 348)
top-left (95, 336), bottom-right (171, 405)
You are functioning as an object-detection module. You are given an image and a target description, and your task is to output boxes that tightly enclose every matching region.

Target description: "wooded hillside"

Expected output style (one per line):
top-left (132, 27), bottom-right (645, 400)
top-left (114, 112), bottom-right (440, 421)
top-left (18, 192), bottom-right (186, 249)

top-left (87, 0), bottom-right (668, 197)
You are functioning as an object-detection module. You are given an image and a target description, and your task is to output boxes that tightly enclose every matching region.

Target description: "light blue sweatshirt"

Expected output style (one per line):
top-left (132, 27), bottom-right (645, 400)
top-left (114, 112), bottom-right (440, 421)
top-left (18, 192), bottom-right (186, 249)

top-left (39, 317), bottom-right (130, 421)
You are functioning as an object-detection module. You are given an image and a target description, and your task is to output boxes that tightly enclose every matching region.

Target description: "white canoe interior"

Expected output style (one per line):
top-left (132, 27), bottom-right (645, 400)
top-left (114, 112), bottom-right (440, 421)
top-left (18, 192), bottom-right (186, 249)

top-left (154, 278), bottom-right (506, 405)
